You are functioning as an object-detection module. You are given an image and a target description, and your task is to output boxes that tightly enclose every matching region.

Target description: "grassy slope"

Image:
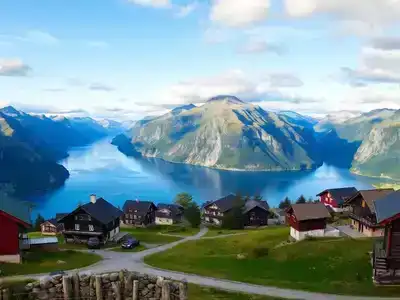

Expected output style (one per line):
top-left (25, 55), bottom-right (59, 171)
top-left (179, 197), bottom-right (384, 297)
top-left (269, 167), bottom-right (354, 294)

top-left (145, 227), bottom-right (400, 297)
top-left (120, 228), bottom-right (182, 244)
top-left (109, 245), bottom-right (147, 252)
top-left (0, 250), bottom-right (101, 276)
top-left (188, 284), bottom-right (282, 300)
top-left (203, 227), bottom-right (256, 238)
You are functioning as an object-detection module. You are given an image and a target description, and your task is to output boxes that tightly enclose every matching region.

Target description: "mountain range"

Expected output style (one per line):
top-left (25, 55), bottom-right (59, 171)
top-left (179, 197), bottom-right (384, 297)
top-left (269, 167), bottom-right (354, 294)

top-left (0, 106), bottom-right (122, 196)
top-left (112, 96), bottom-right (400, 180)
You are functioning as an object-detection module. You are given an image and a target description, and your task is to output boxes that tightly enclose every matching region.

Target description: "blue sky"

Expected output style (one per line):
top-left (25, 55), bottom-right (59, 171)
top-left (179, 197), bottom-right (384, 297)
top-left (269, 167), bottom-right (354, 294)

top-left (0, 0), bottom-right (399, 120)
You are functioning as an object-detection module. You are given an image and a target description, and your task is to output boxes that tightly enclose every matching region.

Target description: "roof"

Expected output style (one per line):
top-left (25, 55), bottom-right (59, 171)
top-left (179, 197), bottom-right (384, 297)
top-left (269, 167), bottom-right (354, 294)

top-left (59, 197), bottom-right (123, 225)
top-left (42, 218), bottom-right (57, 227)
top-left (288, 203), bottom-right (331, 221)
top-left (317, 187), bottom-right (358, 205)
top-left (346, 189), bottom-right (395, 212)
top-left (0, 194), bottom-right (31, 226)
top-left (373, 190), bottom-right (400, 224)
top-left (123, 200), bottom-right (155, 213)
top-left (203, 194), bottom-right (237, 212)
top-left (271, 208), bottom-right (286, 217)
top-left (243, 200), bottom-right (270, 214)
top-left (56, 213), bottom-right (68, 221)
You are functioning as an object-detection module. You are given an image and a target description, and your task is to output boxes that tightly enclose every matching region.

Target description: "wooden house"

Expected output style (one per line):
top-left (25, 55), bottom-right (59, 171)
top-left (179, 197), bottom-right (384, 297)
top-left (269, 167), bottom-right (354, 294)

top-left (371, 190), bottom-right (400, 284)
top-left (345, 189), bottom-right (394, 237)
top-left (40, 219), bottom-right (58, 235)
top-left (122, 200), bottom-right (156, 226)
top-left (0, 195), bottom-right (31, 263)
top-left (58, 194), bottom-right (123, 244)
top-left (317, 187), bottom-right (358, 212)
top-left (202, 194), bottom-right (270, 227)
top-left (286, 203), bottom-right (331, 241)
top-left (155, 203), bottom-right (184, 225)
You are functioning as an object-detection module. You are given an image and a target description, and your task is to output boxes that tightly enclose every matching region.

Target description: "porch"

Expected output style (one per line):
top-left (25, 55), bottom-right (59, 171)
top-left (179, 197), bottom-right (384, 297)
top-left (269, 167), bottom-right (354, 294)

top-left (372, 238), bottom-right (400, 285)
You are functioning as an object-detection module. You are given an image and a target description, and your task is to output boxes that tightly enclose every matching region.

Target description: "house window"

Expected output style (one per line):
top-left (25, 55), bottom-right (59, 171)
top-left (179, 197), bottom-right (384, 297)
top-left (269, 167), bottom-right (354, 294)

top-left (125, 213), bottom-right (129, 219)
top-left (362, 200), bottom-right (366, 208)
top-left (130, 214), bottom-right (134, 219)
top-left (75, 224), bottom-right (80, 231)
top-left (89, 225), bottom-right (94, 232)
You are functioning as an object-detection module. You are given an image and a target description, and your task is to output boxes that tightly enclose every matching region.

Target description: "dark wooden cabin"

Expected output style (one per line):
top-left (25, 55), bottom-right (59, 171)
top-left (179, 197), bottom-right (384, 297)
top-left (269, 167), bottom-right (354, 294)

top-left (155, 203), bottom-right (184, 225)
top-left (203, 194), bottom-right (269, 227)
top-left (345, 189), bottom-right (394, 237)
top-left (316, 187), bottom-right (357, 212)
top-left (122, 200), bottom-right (156, 226)
top-left (372, 190), bottom-right (400, 284)
top-left (286, 203), bottom-right (331, 241)
top-left (59, 194), bottom-right (123, 244)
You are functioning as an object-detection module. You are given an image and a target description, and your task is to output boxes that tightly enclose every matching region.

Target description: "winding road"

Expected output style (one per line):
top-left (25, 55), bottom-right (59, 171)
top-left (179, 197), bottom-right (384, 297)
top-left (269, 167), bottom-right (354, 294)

top-left (5, 227), bottom-right (399, 300)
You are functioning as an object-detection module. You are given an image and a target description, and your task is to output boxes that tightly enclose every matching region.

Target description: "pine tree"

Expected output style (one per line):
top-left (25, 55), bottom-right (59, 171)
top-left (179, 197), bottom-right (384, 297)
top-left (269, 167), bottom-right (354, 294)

top-left (34, 214), bottom-right (45, 231)
top-left (174, 193), bottom-right (193, 209)
top-left (278, 197), bottom-right (291, 209)
top-left (296, 195), bottom-right (307, 204)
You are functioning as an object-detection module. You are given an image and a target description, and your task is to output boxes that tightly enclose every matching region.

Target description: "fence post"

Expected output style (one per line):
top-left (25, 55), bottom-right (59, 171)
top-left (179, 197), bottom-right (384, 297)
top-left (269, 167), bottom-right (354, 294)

top-left (95, 275), bottom-right (102, 300)
top-left (118, 270), bottom-right (124, 295)
top-left (63, 276), bottom-right (71, 300)
top-left (132, 280), bottom-right (139, 300)
top-left (112, 282), bottom-right (121, 300)
top-left (72, 272), bottom-right (80, 300)
top-left (161, 280), bottom-right (171, 300)
top-left (1, 289), bottom-right (9, 300)
top-left (179, 281), bottom-right (188, 300)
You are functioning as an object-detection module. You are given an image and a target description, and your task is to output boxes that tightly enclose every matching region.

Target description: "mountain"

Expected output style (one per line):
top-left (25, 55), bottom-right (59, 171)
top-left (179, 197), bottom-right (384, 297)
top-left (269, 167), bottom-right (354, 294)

top-left (314, 110), bottom-right (362, 133)
top-left (113, 96), bottom-right (322, 171)
top-left (0, 106), bottom-right (112, 196)
top-left (97, 119), bottom-right (124, 135)
top-left (351, 110), bottom-right (400, 179)
top-left (278, 111), bottom-right (318, 129)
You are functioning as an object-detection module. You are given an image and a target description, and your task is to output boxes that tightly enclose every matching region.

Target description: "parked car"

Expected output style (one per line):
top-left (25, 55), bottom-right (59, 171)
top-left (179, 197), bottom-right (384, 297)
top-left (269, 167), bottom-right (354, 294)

top-left (121, 237), bottom-right (140, 249)
top-left (87, 237), bottom-right (100, 249)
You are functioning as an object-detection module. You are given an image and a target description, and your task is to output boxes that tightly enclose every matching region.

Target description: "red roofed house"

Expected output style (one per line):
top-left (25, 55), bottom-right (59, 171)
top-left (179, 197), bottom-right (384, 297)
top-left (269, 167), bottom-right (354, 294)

top-left (286, 203), bottom-right (332, 241)
top-left (0, 195), bottom-right (31, 263)
top-left (317, 187), bottom-right (358, 213)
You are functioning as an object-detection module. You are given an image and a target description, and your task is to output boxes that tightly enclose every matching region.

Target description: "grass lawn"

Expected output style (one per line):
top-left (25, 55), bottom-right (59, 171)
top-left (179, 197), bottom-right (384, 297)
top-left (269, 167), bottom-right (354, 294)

top-left (0, 250), bottom-right (101, 276)
top-left (203, 227), bottom-right (255, 238)
top-left (145, 226), bottom-right (400, 297)
top-left (109, 245), bottom-right (147, 252)
top-left (188, 284), bottom-right (282, 300)
top-left (120, 227), bottom-right (182, 244)
top-left (158, 225), bottom-right (200, 236)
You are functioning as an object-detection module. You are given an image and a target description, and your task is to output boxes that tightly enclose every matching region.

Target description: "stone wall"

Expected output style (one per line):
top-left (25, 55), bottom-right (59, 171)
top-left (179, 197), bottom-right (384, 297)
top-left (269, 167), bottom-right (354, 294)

top-left (0, 270), bottom-right (187, 300)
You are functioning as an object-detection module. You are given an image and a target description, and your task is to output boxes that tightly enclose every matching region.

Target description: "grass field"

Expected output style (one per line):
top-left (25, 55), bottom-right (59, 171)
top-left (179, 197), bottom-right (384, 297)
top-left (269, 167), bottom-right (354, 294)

top-left (188, 284), bottom-right (282, 300)
top-left (120, 227), bottom-right (183, 244)
top-left (145, 227), bottom-right (400, 297)
top-left (203, 227), bottom-right (256, 238)
top-left (0, 250), bottom-right (101, 276)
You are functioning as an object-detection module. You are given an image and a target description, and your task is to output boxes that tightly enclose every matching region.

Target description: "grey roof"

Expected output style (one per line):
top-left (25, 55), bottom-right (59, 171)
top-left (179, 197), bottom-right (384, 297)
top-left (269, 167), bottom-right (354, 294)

top-left (59, 197), bottom-right (123, 225)
top-left (56, 213), bottom-right (68, 221)
top-left (289, 203), bottom-right (331, 221)
top-left (317, 187), bottom-right (358, 205)
top-left (0, 194), bottom-right (31, 225)
top-left (243, 200), bottom-right (270, 214)
top-left (374, 190), bottom-right (400, 224)
top-left (123, 200), bottom-right (156, 214)
top-left (204, 194), bottom-right (237, 212)
top-left (271, 208), bottom-right (286, 217)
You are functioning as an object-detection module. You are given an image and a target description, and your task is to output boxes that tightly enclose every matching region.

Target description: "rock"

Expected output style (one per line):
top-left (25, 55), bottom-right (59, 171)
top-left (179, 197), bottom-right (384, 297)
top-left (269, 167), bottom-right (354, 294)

top-left (156, 277), bottom-right (164, 287)
top-left (25, 283), bottom-right (33, 291)
top-left (139, 282), bottom-right (145, 289)
top-left (141, 287), bottom-right (149, 296)
top-left (40, 276), bottom-right (53, 289)
top-left (110, 272), bottom-right (119, 281)
top-left (55, 283), bottom-right (63, 292)
top-left (236, 253), bottom-right (247, 260)
top-left (56, 260), bottom-right (66, 264)
top-left (33, 282), bottom-right (40, 288)
top-left (53, 274), bottom-right (63, 281)
top-left (102, 274), bottom-right (110, 283)
top-left (147, 283), bottom-right (155, 290)
top-left (48, 287), bottom-right (57, 294)
top-left (32, 287), bottom-right (41, 294)
top-left (37, 290), bottom-right (49, 300)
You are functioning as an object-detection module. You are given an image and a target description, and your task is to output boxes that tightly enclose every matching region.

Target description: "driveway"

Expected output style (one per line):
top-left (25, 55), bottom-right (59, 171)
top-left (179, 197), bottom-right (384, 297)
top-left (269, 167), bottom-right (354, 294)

top-left (4, 226), bottom-right (397, 300)
top-left (335, 225), bottom-right (366, 239)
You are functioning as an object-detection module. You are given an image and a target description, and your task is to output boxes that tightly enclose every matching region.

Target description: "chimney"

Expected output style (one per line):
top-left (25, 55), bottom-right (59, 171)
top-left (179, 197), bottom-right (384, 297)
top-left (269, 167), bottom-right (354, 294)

top-left (90, 194), bottom-right (96, 204)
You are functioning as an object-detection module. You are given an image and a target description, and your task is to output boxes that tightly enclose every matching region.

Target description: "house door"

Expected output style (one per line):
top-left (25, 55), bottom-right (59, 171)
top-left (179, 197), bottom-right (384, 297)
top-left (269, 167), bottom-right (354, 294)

top-left (358, 223), bottom-right (363, 233)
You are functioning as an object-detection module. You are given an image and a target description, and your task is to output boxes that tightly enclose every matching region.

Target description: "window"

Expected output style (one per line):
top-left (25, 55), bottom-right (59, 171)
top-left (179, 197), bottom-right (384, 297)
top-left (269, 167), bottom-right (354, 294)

top-left (75, 224), bottom-right (80, 230)
top-left (130, 214), bottom-right (134, 219)
top-left (89, 225), bottom-right (94, 232)
top-left (133, 215), bottom-right (137, 220)
top-left (125, 213), bottom-right (129, 219)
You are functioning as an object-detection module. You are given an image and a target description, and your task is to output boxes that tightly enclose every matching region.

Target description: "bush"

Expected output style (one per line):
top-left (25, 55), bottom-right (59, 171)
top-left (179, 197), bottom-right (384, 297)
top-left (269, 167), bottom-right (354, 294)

top-left (251, 246), bottom-right (269, 258)
top-left (305, 235), bottom-right (317, 241)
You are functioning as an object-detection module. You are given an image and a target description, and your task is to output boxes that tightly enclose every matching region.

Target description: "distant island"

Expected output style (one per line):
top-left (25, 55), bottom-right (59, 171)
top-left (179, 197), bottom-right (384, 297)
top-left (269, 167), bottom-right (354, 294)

top-left (112, 95), bottom-right (400, 181)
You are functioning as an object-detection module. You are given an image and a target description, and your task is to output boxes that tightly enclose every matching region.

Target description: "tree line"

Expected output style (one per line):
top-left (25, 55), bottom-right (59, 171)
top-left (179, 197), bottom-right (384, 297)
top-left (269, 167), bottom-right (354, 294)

top-left (278, 195), bottom-right (319, 210)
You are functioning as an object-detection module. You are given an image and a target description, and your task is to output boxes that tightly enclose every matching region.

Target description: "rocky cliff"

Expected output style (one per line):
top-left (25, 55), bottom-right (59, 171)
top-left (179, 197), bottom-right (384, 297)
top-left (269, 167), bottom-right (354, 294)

top-left (113, 96), bottom-right (322, 171)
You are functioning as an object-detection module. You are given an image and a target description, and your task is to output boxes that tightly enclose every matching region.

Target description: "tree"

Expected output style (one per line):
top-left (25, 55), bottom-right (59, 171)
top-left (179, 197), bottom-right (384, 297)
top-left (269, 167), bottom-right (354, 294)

top-left (174, 192), bottom-right (193, 209)
top-left (278, 197), bottom-right (291, 210)
top-left (296, 195), bottom-right (307, 204)
top-left (253, 195), bottom-right (263, 202)
top-left (34, 214), bottom-right (45, 231)
top-left (243, 195), bottom-right (251, 202)
top-left (184, 202), bottom-right (201, 228)
top-left (222, 194), bottom-right (245, 229)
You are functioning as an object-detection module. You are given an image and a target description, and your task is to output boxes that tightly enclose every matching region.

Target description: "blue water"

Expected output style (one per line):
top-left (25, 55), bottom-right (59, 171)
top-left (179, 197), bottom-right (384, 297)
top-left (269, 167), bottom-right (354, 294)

top-left (32, 139), bottom-right (380, 219)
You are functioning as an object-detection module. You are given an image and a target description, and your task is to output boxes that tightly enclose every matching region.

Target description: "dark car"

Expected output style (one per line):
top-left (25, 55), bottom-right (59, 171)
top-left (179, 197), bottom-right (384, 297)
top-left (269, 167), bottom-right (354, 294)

top-left (87, 237), bottom-right (100, 249)
top-left (121, 237), bottom-right (140, 249)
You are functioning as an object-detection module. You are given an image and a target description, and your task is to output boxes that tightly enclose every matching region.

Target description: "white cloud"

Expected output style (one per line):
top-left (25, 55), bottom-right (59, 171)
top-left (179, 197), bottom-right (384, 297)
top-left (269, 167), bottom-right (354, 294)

top-left (127, 0), bottom-right (170, 8)
top-left (175, 2), bottom-right (198, 18)
top-left (210, 0), bottom-right (270, 27)
top-left (285, 0), bottom-right (400, 28)
top-left (0, 58), bottom-right (32, 76)
top-left (268, 73), bottom-right (303, 87)
top-left (89, 82), bottom-right (115, 92)
top-left (23, 30), bottom-right (59, 45)
top-left (238, 40), bottom-right (286, 55)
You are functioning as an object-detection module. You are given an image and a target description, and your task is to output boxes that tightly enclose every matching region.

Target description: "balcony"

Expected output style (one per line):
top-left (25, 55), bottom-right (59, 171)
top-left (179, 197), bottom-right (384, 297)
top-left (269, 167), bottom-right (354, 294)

top-left (349, 213), bottom-right (379, 228)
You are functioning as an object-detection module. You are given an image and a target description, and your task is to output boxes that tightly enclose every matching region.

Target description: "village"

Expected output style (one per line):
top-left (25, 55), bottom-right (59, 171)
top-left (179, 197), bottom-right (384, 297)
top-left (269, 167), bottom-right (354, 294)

top-left (1, 187), bottom-right (400, 299)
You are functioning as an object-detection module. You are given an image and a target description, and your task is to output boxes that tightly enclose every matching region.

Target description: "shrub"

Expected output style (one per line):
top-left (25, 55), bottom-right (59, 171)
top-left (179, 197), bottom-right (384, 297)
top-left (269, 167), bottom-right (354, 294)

top-left (305, 235), bottom-right (317, 241)
top-left (251, 246), bottom-right (269, 258)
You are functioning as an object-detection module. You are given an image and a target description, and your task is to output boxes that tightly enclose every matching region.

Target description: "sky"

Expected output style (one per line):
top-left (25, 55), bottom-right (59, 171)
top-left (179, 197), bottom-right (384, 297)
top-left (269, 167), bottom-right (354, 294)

top-left (0, 0), bottom-right (400, 120)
